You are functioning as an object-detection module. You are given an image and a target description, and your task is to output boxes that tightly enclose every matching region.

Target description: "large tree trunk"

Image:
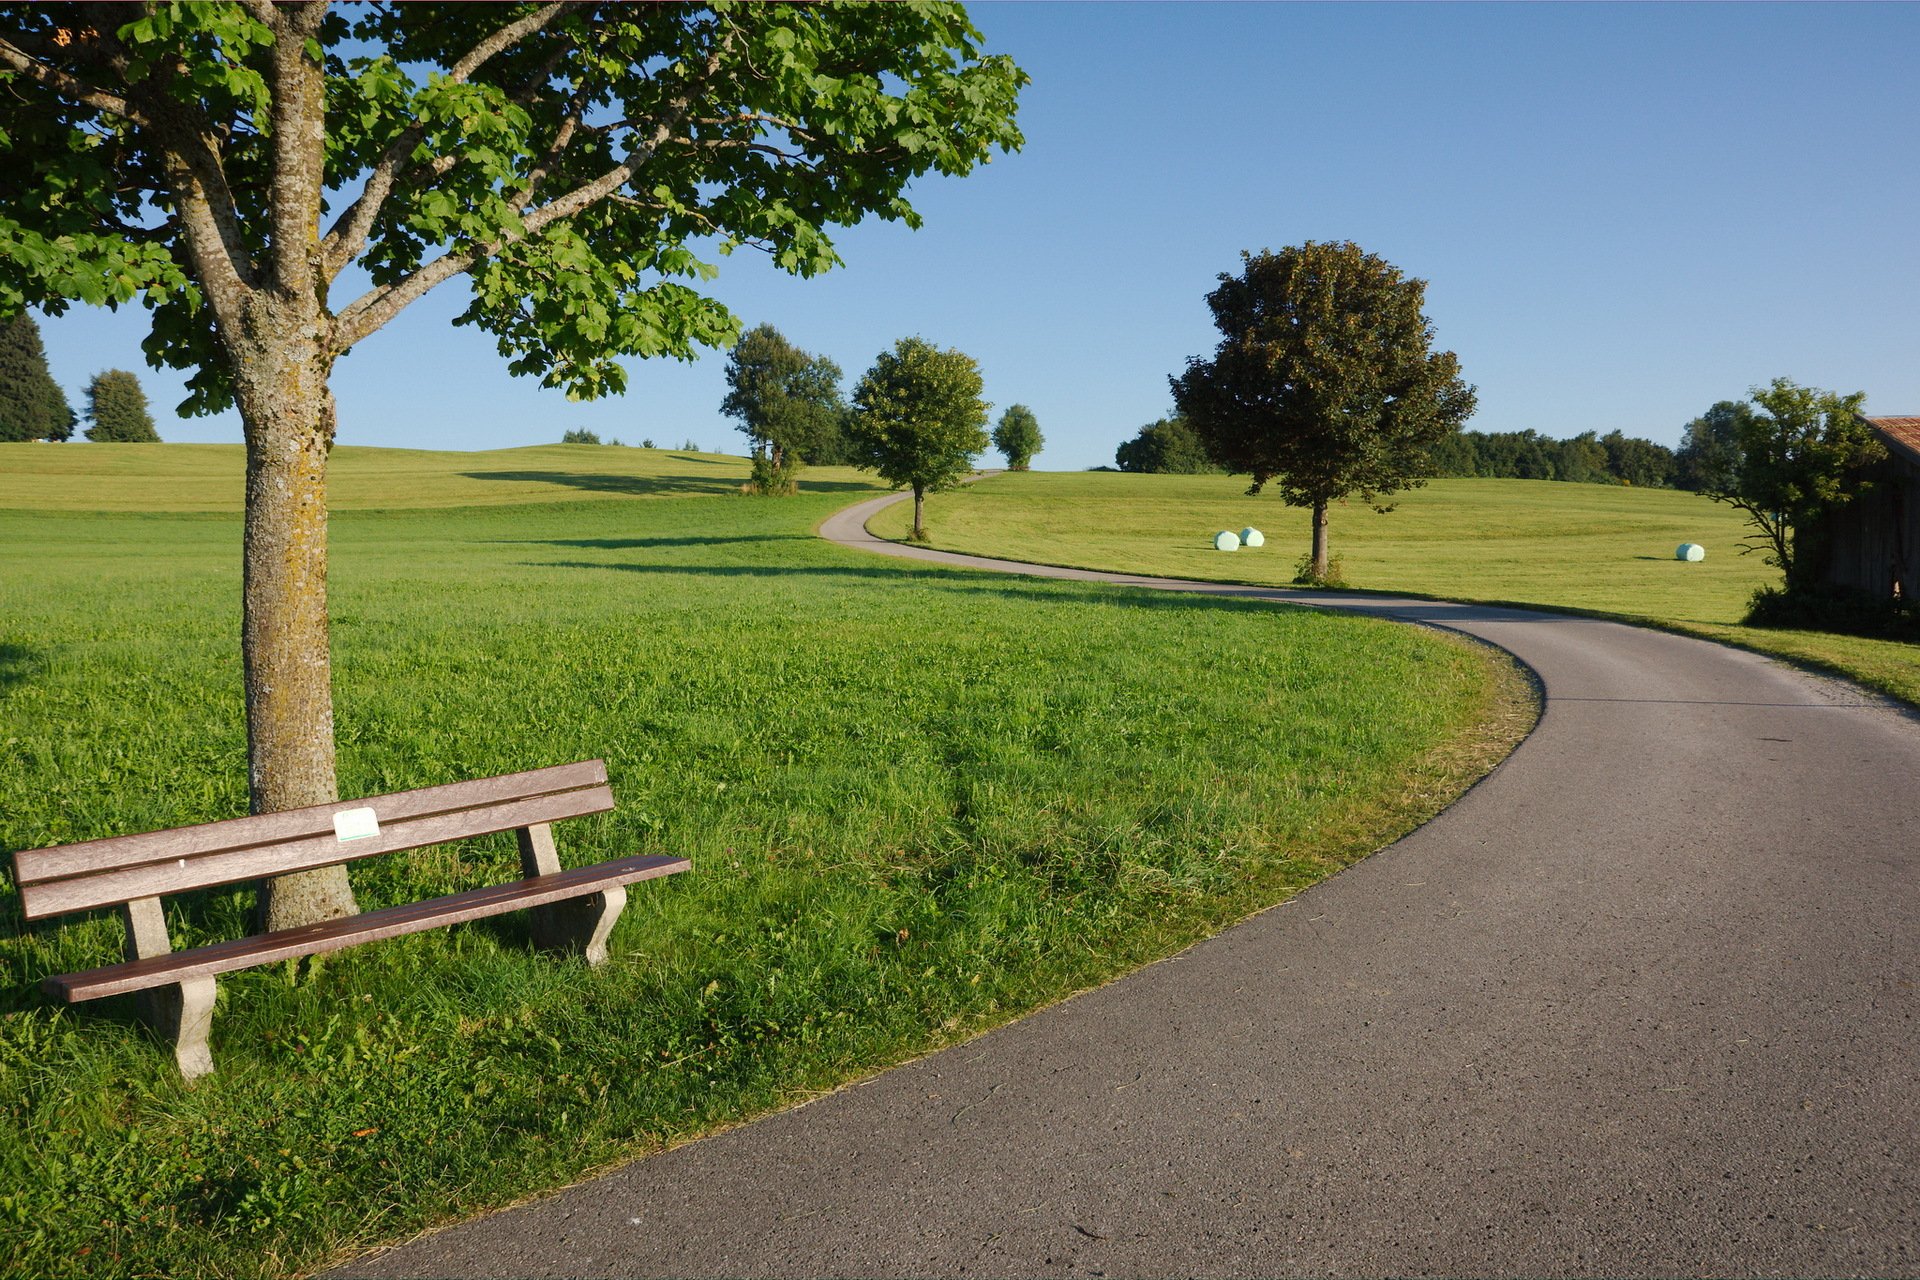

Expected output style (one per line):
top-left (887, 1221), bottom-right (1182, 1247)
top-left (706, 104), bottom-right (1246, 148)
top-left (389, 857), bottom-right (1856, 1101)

top-left (1310, 498), bottom-right (1330, 580)
top-left (912, 484), bottom-right (926, 540)
top-left (234, 296), bottom-right (357, 933)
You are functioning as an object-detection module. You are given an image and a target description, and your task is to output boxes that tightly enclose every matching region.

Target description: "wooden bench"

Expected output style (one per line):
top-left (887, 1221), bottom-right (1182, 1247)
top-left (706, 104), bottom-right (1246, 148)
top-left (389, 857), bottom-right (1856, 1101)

top-left (11, 759), bottom-right (689, 1079)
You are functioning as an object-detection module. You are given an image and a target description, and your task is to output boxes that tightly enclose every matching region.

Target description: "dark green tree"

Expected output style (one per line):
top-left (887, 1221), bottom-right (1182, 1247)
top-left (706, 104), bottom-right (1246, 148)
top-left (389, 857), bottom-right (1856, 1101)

top-left (848, 337), bottom-right (988, 540)
top-left (1600, 429), bottom-right (1675, 488)
top-left (720, 323), bottom-right (844, 495)
top-left (1171, 242), bottom-right (1476, 581)
top-left (0, 2), bottom-right (1024, 930)
top-left (1113, 415), bottom-right (1221, 474)
top-left (84, 368), bottom-right (161, 441)
top-left (0, 313), bottom-right (74, 440)
top-left (1675, 401), bottom-right (1753, 494)
top-left (990, 403), bottom-right (1042, 470)
top-left (1706, 379), bottom-right (1883, 591)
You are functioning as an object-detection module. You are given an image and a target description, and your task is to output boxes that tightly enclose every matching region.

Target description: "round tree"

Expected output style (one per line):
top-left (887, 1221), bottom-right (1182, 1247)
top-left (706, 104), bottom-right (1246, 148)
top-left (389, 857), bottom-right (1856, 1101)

top-left (0, 313), bottom-right (75, 441)
top-left (848, 337), bottom-right (989, 540)
top-left (1171, 242), bottom-right (1477, 583)
top-left (991, 403), bottom-right (1042, 470)
top-left (85, 369), bottom-right (161, 442)
top-left (721, 323), bottom-right (844, 496)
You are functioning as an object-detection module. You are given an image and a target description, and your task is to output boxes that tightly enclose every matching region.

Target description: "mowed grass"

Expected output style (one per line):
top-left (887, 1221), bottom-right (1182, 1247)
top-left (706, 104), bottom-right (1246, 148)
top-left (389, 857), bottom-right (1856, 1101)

top-left (871, 471), bottom-right (1920, 705)
top-left (0, 440), bottom-right (873, 511)
top-left (0, 447), bottom-right (1529, 1278)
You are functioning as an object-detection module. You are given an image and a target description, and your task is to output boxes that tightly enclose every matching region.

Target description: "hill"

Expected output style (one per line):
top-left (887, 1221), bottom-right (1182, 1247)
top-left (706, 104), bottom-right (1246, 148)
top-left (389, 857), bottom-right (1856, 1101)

top-left (868, 472), bottom-right (1919, 704)
top-left (0, 441), bottom-right (880, 512)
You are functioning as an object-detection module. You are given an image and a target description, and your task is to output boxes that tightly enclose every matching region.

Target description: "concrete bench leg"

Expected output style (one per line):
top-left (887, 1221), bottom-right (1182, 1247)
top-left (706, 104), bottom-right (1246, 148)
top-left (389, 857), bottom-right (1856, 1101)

top-left (517, 823), bottom-right (629, 965)
top-left (124, 896), bottom-right (218, 1078)
top-left (145, 977), bottom-right (218, 1080)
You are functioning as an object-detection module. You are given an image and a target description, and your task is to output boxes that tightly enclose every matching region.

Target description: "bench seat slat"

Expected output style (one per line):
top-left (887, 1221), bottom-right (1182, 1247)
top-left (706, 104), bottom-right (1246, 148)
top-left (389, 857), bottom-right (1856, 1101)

top-left (44, 853), bottom-right (690, 1003)
top-left (14, 760), bottom-right (609, 887)
top-left (20, 785), bottom-right (615, 922)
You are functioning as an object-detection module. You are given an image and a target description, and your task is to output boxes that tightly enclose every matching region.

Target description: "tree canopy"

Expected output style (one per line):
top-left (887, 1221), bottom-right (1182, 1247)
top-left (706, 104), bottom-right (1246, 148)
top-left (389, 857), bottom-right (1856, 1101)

top-left (1114, 415), bottom-right (1221, 474)
top-left (848, 336), bottom-right (988, 539)
top-left (0, 2), bottom-right (1025, 929)
top-left (84, 368), bottom-right (161, 441)
top-left (1170, 242), bottom-right (1476, 581)
top-left (0, 313), bottom-right (75, 441)
top-left (990, 403), bottom-right (1042, 470)
top-left (1703, 379), bottom-right (1883, 591)
top-left (721, 323), bottom-right (844, 494)
top-left (1675, 401), bottom-right (1753, 494)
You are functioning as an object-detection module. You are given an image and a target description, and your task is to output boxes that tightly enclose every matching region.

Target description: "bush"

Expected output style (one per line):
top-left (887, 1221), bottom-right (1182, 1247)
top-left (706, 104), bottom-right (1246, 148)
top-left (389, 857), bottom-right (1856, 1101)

top-left (746, 449), bottom-right (799, 496)
top-left (561, 428), bottom-right (601, 444)
top-left (1293, 553), bottom-right (1348, 588)
top-left (1745, 584), bottom-right (1919, 641)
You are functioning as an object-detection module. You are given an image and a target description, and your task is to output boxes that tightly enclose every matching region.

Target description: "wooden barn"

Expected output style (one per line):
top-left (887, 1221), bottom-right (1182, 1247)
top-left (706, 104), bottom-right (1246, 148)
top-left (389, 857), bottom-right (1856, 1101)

top-left (1821, 416), bottom-right (1919, 602)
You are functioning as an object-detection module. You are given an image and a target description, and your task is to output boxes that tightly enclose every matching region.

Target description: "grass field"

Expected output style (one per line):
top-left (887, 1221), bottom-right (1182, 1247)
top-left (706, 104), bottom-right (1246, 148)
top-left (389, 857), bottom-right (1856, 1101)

top-left (0, 446), bottom-right (1527, 1278)
top-left (0, 440), bottom-right (829, 511)
top-left (869, 472), bottom-right (1920, 705)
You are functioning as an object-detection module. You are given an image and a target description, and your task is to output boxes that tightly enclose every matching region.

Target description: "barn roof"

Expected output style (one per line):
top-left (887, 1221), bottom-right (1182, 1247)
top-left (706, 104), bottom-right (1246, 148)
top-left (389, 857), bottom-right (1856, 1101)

top-left (1866, 417), bottom-right (1920, 466)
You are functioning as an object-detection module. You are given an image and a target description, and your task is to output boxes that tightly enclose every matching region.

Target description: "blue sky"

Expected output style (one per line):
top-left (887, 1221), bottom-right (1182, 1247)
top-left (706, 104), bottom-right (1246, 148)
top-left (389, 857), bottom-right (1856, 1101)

top-left (32, 2), bottom-right (1920, 470)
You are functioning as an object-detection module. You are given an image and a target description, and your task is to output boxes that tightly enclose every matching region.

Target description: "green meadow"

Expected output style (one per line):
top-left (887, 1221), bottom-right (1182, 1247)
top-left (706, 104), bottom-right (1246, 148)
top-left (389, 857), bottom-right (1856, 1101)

top-left (870, 471), bottom-right (1920, 705)
top-left (0, 444), bottom-right (1526, 1278)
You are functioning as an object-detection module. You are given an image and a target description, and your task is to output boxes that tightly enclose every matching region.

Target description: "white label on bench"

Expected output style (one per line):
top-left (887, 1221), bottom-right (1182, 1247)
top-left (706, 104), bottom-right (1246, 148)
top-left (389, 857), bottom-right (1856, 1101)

top-left (333, 807), bottom-right (380, 842)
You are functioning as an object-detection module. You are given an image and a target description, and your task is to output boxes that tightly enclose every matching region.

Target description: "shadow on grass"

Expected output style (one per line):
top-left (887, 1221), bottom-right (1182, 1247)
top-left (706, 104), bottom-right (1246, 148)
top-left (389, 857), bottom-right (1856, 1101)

top-left (0, 642), bottom-right (43, 696)
top-left (461, 469), bottom-right (878, 498)
top-left (528, 557), bottom-right (1579, 628)
top-left (459, 470), bottom-right (743, 498)
top-left (504, 534), bottom-right (814, 551)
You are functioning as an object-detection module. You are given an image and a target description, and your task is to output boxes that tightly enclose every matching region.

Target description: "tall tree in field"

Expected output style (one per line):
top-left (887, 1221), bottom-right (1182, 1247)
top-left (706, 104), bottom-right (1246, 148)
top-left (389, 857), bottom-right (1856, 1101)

top-left (848, 337), bottom-right (989, 540)
top-left (84, 368), bottom-right (161, 442)
top-left (0, 3), bottom-right (1024, 929)
top-left (0, 313), bottom-right (75, 441)
top-left (1171, 243), bottom-right (1476, 582)
top-left (721, 323), bottom-right (844, 496)
top-left (1675, 400), bottom-right (1753, 494)
top-left (990, 403), bottom-right (1041, 470)
top-left (1704, 378), bottom-right (1882, 591)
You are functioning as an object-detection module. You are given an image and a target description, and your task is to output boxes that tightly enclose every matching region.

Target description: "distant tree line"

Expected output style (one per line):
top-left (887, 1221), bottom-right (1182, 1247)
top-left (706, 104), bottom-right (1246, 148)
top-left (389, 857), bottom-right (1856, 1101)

top-left (1427, 429), bottom-right (1675, 488)
top-left (1113, 416), bottom-right (1222, 474)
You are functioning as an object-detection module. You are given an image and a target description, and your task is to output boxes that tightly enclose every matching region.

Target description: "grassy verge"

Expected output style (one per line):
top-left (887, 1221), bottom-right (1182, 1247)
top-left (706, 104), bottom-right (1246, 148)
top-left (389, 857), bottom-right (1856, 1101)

top-left (0, 454), bottom-right (1529, 1278)
top-left (870, 471), bottom-right (1919, 706)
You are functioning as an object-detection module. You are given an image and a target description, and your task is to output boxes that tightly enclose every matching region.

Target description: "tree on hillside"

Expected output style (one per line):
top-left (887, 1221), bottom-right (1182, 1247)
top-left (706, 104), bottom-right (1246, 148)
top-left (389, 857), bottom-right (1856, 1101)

top-left (0, 3), bottom-right (1025, 930)
top-left (1675, 401), bottom-right (1752, 494)
top-left (1113, 415), bottom-right (1221, 474)
top-left (721, 323), bottom-right (844, 496)
top-left (1600, 430), bottom-right (1675, 488)
top-left (0, 313), bottom-right (75, 441)
top-left (991, 403), bottom-right (1042, 470)
top-left (1703, 379), bottom-right (1883, 591)
top-left (848, 337), bottom-right (989, 540)
top-left (1171, 243), bottom-right (1476, 582)
top-left (84, 369), bottom-right (161, 442)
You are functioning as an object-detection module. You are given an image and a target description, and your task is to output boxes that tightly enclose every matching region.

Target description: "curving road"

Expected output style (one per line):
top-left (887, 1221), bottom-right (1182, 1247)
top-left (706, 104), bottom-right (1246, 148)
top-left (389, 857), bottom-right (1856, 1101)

top-left (339, 490), bottom-right (1919, 1279)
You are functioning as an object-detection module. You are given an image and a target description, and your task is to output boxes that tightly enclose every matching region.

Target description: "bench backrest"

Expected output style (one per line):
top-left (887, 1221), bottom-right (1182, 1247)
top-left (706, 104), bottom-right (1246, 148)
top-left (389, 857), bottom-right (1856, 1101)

top-left (12, 760), bottom-right (614, 922)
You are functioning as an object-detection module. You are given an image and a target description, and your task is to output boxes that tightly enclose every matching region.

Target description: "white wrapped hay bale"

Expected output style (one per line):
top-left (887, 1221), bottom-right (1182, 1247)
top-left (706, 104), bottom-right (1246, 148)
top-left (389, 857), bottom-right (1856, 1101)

top-left (1213, 530), bottom-right (1240, 551)
top-left (1240, 527), bottom-right (1265, 548)
top-left (1676, 543), bottom-right (1706, 562)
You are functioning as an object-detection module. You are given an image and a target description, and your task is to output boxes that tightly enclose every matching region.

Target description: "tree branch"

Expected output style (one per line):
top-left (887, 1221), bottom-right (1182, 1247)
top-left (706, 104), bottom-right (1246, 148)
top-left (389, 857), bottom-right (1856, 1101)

top-left (0, 36), bottom-right (155, 127)
top-left (334, 27), bottom-right (732, 350)
top-left (320, 1), bottom-right (575, 280)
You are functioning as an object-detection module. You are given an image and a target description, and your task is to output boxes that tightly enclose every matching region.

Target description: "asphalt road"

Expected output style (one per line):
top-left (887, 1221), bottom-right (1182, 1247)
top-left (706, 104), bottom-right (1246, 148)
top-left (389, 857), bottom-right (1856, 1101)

top-left (335, 491), bottom-right (1919, 1279)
